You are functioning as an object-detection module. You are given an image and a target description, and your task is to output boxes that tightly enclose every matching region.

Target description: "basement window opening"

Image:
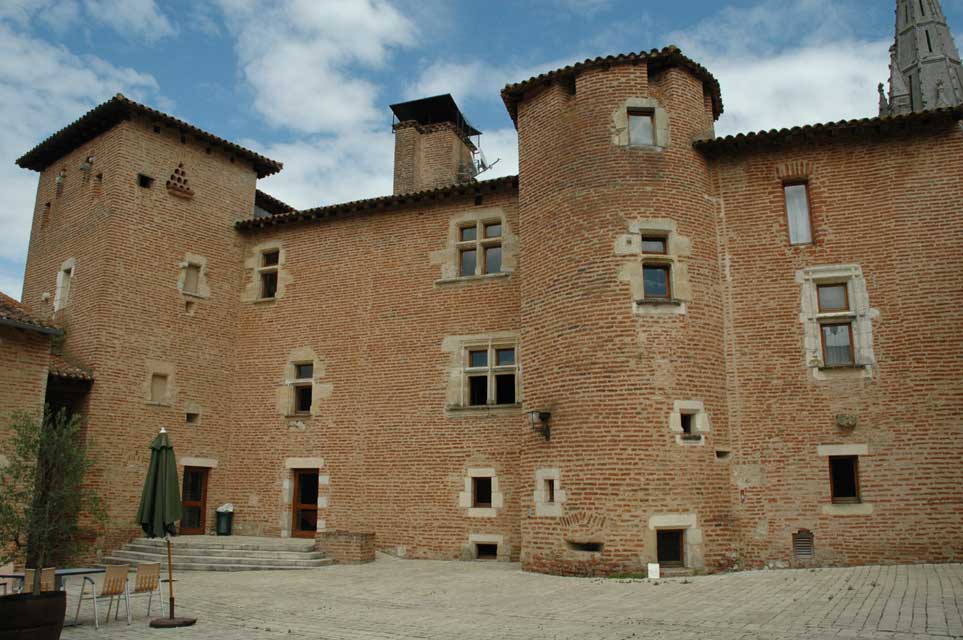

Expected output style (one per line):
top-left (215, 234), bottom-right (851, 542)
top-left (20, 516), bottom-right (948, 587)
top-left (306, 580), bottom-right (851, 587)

top-left (793, 529), bottom-right (814, 561)
top-left (475, 543), bottom-right (498, 560)
top-left (138, 174), bottom-right (154, 189)
top-left (568, 541), bottom-right (603, 553)
top-left (472, 476), bottom-right (492, 508)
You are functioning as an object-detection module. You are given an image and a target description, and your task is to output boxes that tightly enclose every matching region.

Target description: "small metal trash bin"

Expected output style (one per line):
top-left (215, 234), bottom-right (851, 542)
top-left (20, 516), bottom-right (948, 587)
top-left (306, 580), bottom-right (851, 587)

top-left (215, 511), bottom-right (233, 536)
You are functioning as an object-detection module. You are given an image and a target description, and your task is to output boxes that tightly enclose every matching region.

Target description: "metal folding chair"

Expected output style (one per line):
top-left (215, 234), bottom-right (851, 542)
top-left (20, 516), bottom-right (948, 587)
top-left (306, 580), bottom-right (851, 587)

top-left (127, 563), bottom-right (163, 618)
top-left (73, 564), bottom-right (131, 628)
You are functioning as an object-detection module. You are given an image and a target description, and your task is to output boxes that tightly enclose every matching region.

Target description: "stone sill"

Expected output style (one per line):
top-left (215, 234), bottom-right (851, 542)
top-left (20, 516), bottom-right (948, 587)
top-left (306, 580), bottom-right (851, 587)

top-left (446, 404), bottom-right (522, 418)
top-left (180, 291), bottom-right (208, 300)
top-left (253, 297), bottom-right (277, 305)
top-left (635, 298), bottom-right (684, 306)
top-left (145, 401), bottom-right (172, 407)
top-left (626, 143), bottom-right (665, 152)
top-left (822, 503), bottom-right (874, 516)
top-left (435, 272), bottom-right (510, 287)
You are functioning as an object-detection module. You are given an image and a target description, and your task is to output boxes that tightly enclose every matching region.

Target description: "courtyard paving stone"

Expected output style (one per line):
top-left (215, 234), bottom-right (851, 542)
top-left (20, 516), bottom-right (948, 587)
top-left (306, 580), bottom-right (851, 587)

top-left (59, 558), bottom-right (963, 639)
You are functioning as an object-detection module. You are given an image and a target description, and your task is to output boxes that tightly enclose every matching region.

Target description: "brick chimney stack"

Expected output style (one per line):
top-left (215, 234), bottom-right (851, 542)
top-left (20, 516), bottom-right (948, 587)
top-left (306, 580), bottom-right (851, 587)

top-left (390, 94), bottom-right (480, 195)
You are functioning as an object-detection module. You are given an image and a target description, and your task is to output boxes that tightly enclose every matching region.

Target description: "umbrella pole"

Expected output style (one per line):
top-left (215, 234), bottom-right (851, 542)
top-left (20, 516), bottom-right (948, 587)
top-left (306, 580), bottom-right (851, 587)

top-left (167, 539), bottom-right (175, 619)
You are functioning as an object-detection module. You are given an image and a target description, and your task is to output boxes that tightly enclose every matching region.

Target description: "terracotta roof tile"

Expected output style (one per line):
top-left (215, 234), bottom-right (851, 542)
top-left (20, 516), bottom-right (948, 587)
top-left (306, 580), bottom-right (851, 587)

top-left (49, 353), bottom-right (94, 382)
top-left (255, 189), bottom-right (296, 216)
top-left (236, 175), bottom-right (519, 231)
top-left (0, 292), bottom-right (61, 335)
top-left (501, 46), bottom-right (723, 124)
top-left (17, 94), bottom-right (283, 178)
top-left (694, 106), bottom-right (963, 151)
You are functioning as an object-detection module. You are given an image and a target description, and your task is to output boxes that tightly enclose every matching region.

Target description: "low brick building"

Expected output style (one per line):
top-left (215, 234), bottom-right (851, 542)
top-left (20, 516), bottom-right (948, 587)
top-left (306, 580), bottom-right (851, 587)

top-left (3, 0), bottom-right (961, 574)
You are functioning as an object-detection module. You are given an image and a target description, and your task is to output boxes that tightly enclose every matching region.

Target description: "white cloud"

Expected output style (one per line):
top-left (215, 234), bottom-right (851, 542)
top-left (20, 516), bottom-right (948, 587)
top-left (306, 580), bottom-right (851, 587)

top-left (0, 23), bottom-right (160, 299)
top-left (665, 0), bottom-right (890, 135)
top-left (217, 0), bottom-right (416, 134)
top-left (548, 0), bottom-right (611, 14)
top-left (0, 0), bottom-right (175, 41)
top-left (81, 0), bottom-right (175, 42)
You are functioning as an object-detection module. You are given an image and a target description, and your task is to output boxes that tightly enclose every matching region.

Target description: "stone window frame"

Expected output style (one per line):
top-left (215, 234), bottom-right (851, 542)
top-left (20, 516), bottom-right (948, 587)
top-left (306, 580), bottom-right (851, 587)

top-left (669, 400), bottom-right (710, 446)
top-left (456, 219), bottom-right (503, 277)
top-left (244, 241), bottom-right (290, 303)
top-left (458, 467), bottom-right (504, 518)
top-left (465, 533), bottom-right (509, 561)
top-left (144, 360), bottom-right (176, 407)
top-left (278, 348), bottom-right (332, 420)
top-left (797, 265), bottom-right (878, 379)
top-left (433, 208), bottom-right (517, 285)
top-left (463, 343), bottom-right (518, 408)
top-left (443, 332), bottom-right (522, 415)
top-left (177, 253), bottom-right (210, 300)
top-left (533, 468), bottom-right (567, 517)
top-left (281, 457), bottom-right (328, 538)
top-left (53, 257), bottom-right (76, 312)
top-left (817, 444), bottom-right (873, 516)
top-left (616, 219), bottom-right (692, 316)
top-left (647, 513), bottom-right (704, 570)
top-left (611, 97), bottom-right (670, 150)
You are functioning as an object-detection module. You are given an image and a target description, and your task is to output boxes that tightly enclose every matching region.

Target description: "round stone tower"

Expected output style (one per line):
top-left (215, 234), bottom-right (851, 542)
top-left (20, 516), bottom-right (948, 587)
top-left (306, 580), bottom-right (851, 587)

top-left (504, 48), bottom-right (735, 575)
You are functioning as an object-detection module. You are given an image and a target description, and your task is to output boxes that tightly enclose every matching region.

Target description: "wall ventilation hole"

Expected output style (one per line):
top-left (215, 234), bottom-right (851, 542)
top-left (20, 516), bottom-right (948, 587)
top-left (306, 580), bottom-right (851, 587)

top-left (715, 449), bottom-right (731, 460)
top-left (153, 125), bottom-right (161, 134)
top-left (185, 300), bottom-right (196, 314)
top-left (793, 529), bottom-right (814, 561)
top-left (186, 412), bottom-right (200, 425)
top-left (567, 541), bottom-right (603, 553)
top-left (475, 543), bottom-right (498, 560)
top-left (138, 174), bottom-right (154, 189)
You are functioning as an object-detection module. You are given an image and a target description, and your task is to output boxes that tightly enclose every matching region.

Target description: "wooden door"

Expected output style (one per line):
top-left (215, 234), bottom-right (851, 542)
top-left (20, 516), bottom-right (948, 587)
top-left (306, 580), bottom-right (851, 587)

top-left (291, 469), bottom-right (319, 538)
top-left (180, 467), bottom-right (209, 535)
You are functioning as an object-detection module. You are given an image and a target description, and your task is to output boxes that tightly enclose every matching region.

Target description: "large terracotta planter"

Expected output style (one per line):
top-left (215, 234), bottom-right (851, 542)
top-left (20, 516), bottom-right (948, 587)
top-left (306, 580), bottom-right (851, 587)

top-left (0, 591), bottom-right (66, 640)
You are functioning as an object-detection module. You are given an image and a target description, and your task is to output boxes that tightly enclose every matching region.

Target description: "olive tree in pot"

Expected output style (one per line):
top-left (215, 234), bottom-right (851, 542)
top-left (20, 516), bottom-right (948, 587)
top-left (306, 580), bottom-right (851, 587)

top-left (0, 409), bottom-right (104, 640)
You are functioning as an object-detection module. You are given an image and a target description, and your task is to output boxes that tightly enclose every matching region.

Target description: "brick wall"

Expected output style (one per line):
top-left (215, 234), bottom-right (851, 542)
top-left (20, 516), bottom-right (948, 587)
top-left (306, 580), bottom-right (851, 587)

top-left (0, 326), bottom-right (49, 431)
top-left (21, 116), bottom-right (257, 554)
top-left (316, 530), bottom-right (375, 564)
top-left (393, 122), bottom-right (474, 194)
top-left (706, 122), bottom-right (963, 567)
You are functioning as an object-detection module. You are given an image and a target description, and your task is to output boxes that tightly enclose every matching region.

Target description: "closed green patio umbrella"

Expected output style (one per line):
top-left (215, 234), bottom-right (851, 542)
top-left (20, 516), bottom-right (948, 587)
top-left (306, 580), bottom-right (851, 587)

top-left (135, 428), bottom-right (196, 628)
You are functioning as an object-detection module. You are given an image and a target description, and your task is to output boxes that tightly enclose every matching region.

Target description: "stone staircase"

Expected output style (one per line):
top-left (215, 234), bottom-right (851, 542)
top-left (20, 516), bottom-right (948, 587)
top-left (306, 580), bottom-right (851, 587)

top-left (104, 536), bottom-right (335, 571)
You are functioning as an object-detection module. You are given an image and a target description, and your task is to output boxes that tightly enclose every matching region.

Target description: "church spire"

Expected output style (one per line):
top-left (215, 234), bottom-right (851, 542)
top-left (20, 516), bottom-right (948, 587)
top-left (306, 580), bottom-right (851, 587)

top-left (882, 0), bottom-right (963, 115)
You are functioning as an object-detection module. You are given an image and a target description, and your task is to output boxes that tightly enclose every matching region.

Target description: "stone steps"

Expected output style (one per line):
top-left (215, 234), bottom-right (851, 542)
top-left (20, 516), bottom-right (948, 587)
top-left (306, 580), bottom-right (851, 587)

top-left (104, 536), bottom-right (333, 572)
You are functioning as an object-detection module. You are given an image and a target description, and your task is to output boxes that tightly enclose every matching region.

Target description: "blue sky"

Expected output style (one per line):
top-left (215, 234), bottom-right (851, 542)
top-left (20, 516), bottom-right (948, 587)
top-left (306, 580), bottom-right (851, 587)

top-left (1, 0), bottom-right (961, 299)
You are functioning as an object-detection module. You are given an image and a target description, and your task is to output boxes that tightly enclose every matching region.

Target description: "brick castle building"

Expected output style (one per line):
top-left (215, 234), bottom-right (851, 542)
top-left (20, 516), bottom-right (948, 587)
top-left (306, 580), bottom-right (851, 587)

top-left (3, 0), bottom-right (962, 575)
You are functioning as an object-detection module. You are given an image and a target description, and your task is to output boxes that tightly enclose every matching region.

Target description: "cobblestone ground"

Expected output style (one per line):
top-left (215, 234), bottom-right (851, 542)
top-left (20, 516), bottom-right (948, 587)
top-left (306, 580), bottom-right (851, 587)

top-left (60, 558), bottom-right (963, 640)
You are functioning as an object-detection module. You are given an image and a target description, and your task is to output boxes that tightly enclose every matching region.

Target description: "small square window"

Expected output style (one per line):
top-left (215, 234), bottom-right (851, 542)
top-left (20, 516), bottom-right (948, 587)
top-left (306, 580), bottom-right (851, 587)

top-left (785, 182), bottom-right (813, 245)
top-left (821, 323), bottom-right (854, 367)
top-left (472, 477), bottom-right (492, 507)
top-left (138, 174), bottom-right (154, 189)
top-left (495, 348), bottom-right (515, 366)
top-left (150, 374), bottom-right (168, 403)
top-left (657, 529), bottom-right (685, 567)
top-left (183, 264), bottom-right (201, 295)
top-left (817, 284), bottom-right (848, 312)
top-left (680, 413), bottom-right (693, 434)
top-left (643, 264), bottom-right (671, 299)
top-left (459, 249), bottom-right (477, 277)
top-left (829, 456), bottom-right (860, 504)
top-left (460, 226), bottom-right (477, 242)
top-left (628, 110), bottom-right (655, 146)
top-left (294, 385), bottom-right (313, 414)
top-left (260, 271), bottom-right (278, 299)
top-left (495, 374), bottom-right (516, 405)
top-left (484, 223), bottom-right (502, 239)
top-left (469, 350), bottom-right (488, 368)
top-left (545, 479), bottom-right (556, 504)
top-left (485, 246), bottom-right (502, 274)
top-left (262, 250), bottom-right (280, 267)
top-left (640, 236), bottom-right (667, 254)
top-left (468, 376), bottom-right (488, 406)
top-left (186, 412), bottom-right (200, 425)
top-left (295, 363), bottom-right (313, 380)
top-left (475, 543), bottom-right (498, 559)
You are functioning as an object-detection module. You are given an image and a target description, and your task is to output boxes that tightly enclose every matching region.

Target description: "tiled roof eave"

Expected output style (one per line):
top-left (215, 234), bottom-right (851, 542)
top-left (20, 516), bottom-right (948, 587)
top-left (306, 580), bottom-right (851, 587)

top-left (236, 175), bottom-right (519, 231)
top-left (0, 317), bottom-right (62, 336)
top-left (16, 94), bottom-right (283, 178)
top-left (500, 46), bottom-right (724, 125)
top-left (693, 106), bottom-right (963, 151)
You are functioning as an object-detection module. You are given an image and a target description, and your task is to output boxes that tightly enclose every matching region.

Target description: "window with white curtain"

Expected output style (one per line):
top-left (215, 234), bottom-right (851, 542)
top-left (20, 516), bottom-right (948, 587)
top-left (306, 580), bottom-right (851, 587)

top-left (784, 182), bottom-right (813, 245)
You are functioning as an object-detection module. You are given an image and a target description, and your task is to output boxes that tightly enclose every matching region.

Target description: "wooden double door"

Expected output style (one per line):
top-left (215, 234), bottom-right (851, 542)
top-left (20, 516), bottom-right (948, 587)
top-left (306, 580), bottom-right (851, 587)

top-left (291, 469), bottom-right (319, 538)
top-left (180, 467), bottom-right (209, 535)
